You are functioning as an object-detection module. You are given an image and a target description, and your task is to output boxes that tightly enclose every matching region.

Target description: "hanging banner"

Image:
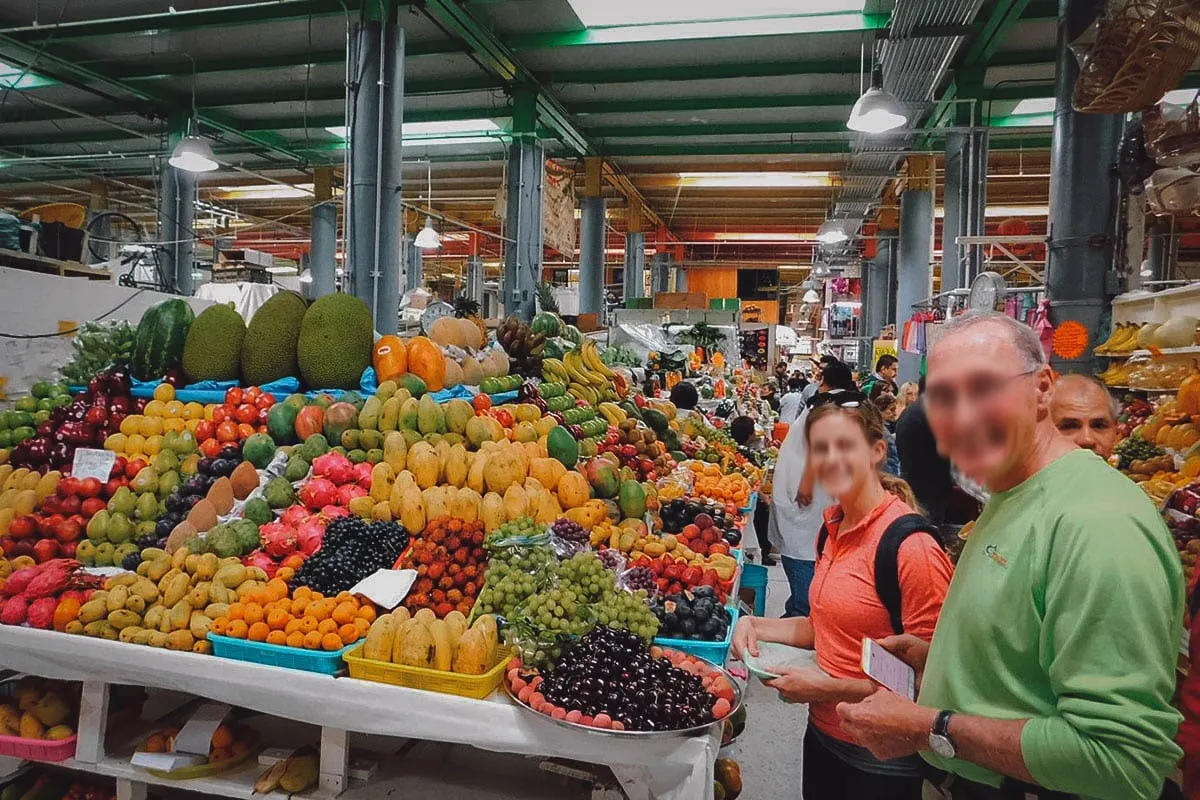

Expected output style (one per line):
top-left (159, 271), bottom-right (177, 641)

top-left (542, 160), bottom-right (576, 257)
top-left (872, 339), bottom-right (898, 366)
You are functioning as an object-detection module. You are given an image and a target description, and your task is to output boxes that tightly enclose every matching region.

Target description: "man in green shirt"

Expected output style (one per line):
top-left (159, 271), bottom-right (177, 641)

top-left (836, 311), bottom-right (1183, 800)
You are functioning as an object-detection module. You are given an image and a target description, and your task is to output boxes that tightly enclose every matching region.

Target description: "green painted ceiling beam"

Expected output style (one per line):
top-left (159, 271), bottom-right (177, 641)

top-left (2, 0), bottom-right (369, 43)
top-left (987, 49), bottom-right (1057, 67)
top-left (239, 106), bottom-right (509, 132)
top-left (572, 93), bottom-right (859, 115)
top-left (602, 134), bottom-right (1051, 157)
top-left (542, 58), bottom-right (863, 86)
top-left (504, 12), bottom-right (889, 51)
top-left (1021, 0), bottom-right (1059, 19)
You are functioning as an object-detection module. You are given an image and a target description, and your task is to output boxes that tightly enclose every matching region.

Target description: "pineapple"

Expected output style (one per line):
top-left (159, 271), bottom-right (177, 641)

top-left (453, 295), bottom-right (487, 346)
top-left (536, 281), bottom-right (560, 314)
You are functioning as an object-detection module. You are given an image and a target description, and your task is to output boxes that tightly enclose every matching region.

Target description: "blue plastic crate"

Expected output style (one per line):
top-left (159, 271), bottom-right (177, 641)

top-left (740, 563), bottom-right (768, 617)
top-left (653, 605), bottom-right (740, 666)
top-left (207, 633), bottom-right (361, 675)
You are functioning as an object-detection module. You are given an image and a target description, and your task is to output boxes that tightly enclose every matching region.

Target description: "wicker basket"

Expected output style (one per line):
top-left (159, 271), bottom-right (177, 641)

top-left (1146, 96), bottom-right (1200, 165)
top-left (1075, 0), bottom-right (1200, 114)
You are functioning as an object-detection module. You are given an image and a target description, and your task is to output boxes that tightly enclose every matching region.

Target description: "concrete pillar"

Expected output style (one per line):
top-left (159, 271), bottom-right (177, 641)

top-left (159, 111), bottom-right (196, 296)
top-left (310, 201), bottom-right (338, 299)
top-left (578, 196), bottom-right (605, 315)
top-left (346, 11), bottom-right (404, 332)
top-left (1046, 0), bottom-right (1124, 374)
top-left (674, 263), bottom-right (688, 292)
top-left (942, 130), bottom-right (988, 293)
top-left (623, 232), bottom-right (645, 300)
top-left (405, 236), bottom-right (423, 292)
top-left (864, 251), bottom-right (891, 340)
top-left (503, 140), bottom-right (544, 321)
top-left (466, 256), bottom-right (483, 305)
top-left (874, 231), bottom-right (898, 327)
top-left (651, 252), bottom-right (670, 295)
top-left (895, 195), bottom-right (933, 384)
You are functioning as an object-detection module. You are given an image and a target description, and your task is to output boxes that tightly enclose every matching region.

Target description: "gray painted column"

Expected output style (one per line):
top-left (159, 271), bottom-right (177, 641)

top-left (895, 194), bottom-right (933, 384)
top-left (674, 263), bottom-right (688, 292)
top-left (941, 131), bottom-right (988, 293)
top-left (651, 252), bottom-right (670, 295)
top-left (578, 195), bottom-right (605, 315)
top-left (466, 256), bottom-right (483, 305)
top-left (310, 201), bottom-right (338, 299)
top-left (876, 231), bottom-right (898, 326)
top-left (1046, 0), bottom-right (1124, 374)
top-left (158, 112), bottom-right (196, 296)
top-left (504, 141), bottom-right (545, 321)
top-left (346, 16), bottom-right (404, 333)
top-left (966, 129), bottom-right (989, 283)
top-left (623, 232), bottom-right (646, 299)
top-left (864, 252), bottom-right (890, 340)
top-left (405, 236), bottom-right (423, 292)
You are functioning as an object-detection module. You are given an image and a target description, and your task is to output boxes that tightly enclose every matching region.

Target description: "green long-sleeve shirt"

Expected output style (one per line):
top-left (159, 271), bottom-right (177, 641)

top-left (919, 449), bottom-right (1183, 800)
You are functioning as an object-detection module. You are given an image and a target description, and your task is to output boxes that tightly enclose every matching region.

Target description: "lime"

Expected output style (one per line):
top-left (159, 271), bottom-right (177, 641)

top-left (14, 397), bottom-right (38, 413)
top-left (31, 381), bottom-right (52, 399)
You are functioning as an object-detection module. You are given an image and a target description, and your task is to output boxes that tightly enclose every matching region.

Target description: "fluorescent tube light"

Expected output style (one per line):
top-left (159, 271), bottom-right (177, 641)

top-left (678, 171), bottom-right (832, 188)
top-left (326, 119), bottom-right (504, 146)
top-left (566, 0), bottom-right (864, 27)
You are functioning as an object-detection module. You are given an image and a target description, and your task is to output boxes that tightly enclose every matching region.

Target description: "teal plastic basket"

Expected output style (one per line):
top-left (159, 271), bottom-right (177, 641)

top-left (653, 605), bottom-right (740, 666)
top-left (207, 634), bottom-right (362, 675)
top-left (740, 563), bottom-right (768, 617)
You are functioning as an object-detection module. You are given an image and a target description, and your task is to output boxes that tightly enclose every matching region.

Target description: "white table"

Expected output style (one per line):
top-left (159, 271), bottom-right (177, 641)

top-left (0, 626), bottom-right (718, 800)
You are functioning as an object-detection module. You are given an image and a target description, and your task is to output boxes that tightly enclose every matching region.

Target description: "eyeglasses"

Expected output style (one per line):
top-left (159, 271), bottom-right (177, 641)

top-left (925, 368), bottom-right (1039, 414)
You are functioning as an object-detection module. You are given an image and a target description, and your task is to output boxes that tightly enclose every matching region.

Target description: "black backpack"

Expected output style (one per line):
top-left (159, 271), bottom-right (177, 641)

top-left (815, 513), bottom-right (943, 635)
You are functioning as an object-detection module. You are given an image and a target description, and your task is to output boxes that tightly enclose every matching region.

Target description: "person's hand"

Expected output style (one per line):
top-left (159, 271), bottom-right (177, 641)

top-left (764, 666), bottom-right (833, 704)
top-left (837, 689), bottom-right (937, 761)
top-left (796, 487), bottom-right (812, 507)
top-left (731, 616), bottom-right (758, 660)
top-left (875, 634), bottom-right (931, 687)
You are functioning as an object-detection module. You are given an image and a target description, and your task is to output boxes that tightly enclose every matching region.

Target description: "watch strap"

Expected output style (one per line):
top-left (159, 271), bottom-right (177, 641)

top-left (933, 709), bottom-right (955, 738)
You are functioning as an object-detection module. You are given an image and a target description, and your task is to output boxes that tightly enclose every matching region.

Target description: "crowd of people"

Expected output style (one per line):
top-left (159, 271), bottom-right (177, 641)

top-left (735, 311), bottom-right (1184, 800)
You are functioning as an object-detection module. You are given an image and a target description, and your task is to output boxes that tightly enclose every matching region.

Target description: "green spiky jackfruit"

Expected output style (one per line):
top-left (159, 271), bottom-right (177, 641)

top-left (241, 290), bottom-right (307, 386)
top-left (296, 293), bottom-right (373, 389)
top-left (181, 303), bottom-right (246, 383)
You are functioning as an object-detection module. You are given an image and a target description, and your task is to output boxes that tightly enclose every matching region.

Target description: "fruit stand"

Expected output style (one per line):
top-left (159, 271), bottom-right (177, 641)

top-left (0, 291), bottom-right (762, 800)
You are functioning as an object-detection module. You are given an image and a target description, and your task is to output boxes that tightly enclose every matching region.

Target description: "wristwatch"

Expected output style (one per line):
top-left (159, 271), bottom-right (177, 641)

top-left (929, 710), bottom-right (957, 758)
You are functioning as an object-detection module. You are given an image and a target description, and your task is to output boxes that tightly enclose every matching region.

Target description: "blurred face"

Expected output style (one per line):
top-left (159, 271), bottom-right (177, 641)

top-left (807, 411), bottom-right (886, 502)
top-left (925, 322), bottom-right (1053, 487)
top-left (901, 384), bottom-right (918, 405)
top-left (880, 362), bottom-right (899, 381)
top-left (1052, 379), bottom-right (1117, 458)
top-left (881, 404), bottom-right (901, 423)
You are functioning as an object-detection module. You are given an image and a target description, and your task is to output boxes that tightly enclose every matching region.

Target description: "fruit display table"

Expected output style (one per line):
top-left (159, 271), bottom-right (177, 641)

top-left (0, 626), bottom-right (719, 800)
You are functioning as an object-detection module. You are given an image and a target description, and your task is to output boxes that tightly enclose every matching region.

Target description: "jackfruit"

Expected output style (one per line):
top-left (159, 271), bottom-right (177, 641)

top-left (241, 290), bottom-right (307, 386)
top-left (181, 303), bottom-right (247, 383)
top-left (296, 293), bottom-right (373, 389)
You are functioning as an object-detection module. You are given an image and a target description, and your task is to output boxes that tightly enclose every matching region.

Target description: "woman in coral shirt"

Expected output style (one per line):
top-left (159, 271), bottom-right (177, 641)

top-left (732, 399), bottom-right (954, 799)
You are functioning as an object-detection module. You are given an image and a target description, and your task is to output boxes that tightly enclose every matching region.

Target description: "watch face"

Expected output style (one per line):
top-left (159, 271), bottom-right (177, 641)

top-left (929, 733), bottom-right (956, 759)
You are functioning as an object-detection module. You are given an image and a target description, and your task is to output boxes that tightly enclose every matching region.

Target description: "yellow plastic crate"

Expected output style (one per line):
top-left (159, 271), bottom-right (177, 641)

top-left (343, 645), bottom-right (514, 700)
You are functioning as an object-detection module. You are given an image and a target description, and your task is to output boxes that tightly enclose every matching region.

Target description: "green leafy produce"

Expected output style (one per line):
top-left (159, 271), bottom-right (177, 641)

top-left (181, 303), bottom-right (246, 382)
top-left (1113, 434), bottom-right (1163, 471)
top-left (296, 293), bottom-right (373, 389)
top-left (131, 298), bottom-right (195, 381)
top-left (59, 320), bottom-right (135, 385)
top-left (600, 343), bottom-right (642, 368)
top-left (241, 290), bottom-right (307, 386)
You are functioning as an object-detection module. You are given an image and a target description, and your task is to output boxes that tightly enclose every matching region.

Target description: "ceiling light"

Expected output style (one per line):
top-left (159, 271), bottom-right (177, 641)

top-left (815, 220), bottom-right (850, 244)
top-left (713, 232), bottom-right (813, 242)
top-left (1011, 98), bottom-right (1056, 116)
top-left (169, 136), bottom-right (219, 172)
top-left (678, 171), bottom-right (832, 188)
top-left (847, 65), bottom-right (907, 134)
top-left (567, 0), bottom-right (864, 27)
top-left (414, 217), bottom-right (441, 250)
top-left (802, 289), bottom-right (821, 303)
top-left (216, 183), bottom-right (314, 199)
top-left (326, 119), bottom-right (503, 145)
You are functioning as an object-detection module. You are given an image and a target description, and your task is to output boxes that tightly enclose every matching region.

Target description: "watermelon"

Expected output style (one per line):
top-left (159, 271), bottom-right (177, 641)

top-left (530, 312), bottom-right (561, 338)
top-left (561, 324), bottom-right (583, 346)
top-left (130, 299), bottom-right (194, 381)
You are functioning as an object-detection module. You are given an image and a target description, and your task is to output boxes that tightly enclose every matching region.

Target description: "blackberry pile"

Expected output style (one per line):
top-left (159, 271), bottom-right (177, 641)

top-left (540, 626), bottom-right (714, 732)
top-left (291, 516), bottom-right (409, 594)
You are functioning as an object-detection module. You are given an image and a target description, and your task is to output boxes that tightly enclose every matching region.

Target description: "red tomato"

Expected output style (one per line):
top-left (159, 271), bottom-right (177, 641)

top-left (224, 387), bottom-right (243, 406)
top-left (195, 420), bottom-right (215, 442)
top-left (200, 438), bottom-right (223, 458)
top-left (254, 393), bottom-right (275, 410)
top-left (236, 423), bottom-right (256, 441)
top-left (492, 408), bottom-right (513, 428)
top-left (211, 406), bottom-right (230, 424)
top-left (243, 386), bottom-right (262, 403)
top-left (216, 421), bottom-right (239, 443)
top-left (257, 408), bottom-right (269, 425)
top-left (473, 394), bottom-right (492, 413)
top-left (235, 404), bottom-right (258, 425)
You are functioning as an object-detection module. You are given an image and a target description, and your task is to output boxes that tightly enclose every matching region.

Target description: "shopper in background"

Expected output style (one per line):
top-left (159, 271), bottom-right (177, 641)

top-left (774, 359), bottom-right (791, 393)
top-left (668, 380), bottom-right (699, 411)
top-left (801, 356), bottom-right (838, 405)
top-left (779, 376), bottom-right (807, 424)
top-left (861, 354), bottom-right (899, 398)
top-left (1051, 373), bottom-right (1119, 460)
top-left (873, 392), bottom-right (902, 477)
top-left (836, 311), bottom-right (1183, 800)
top-left (894, 377), bottom-right (956, 524)
top-left (898, 381), bottom-right (919, 412)
top-left (734, 400), bottom-right (952, 800)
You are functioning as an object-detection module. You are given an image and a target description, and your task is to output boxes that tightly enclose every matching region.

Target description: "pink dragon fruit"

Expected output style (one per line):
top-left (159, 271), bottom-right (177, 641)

top-left (298, 478), bottom-right (337, 511)
top-left (1, 596), bottom-right (29, 626)
top-left (320, 505), bottom-right (349, 520)
top-left (60, 589), bottom-right (90, 605)
top-left (351, 462), bottom-right (374, 489)
top-left (259, 521), bottom-right (298, 559)
top-left (312, 452), bottom-right (354, 485)
top-left (23, 560), bottom-right (78, 599)
top-left (27, 597), bottom-right (58, 630)
top-left (243, 550), bottom-right (279, 579)
top-left (336, 483), bottom-right (367, 507)
top-left (281, 505), bottom-right (309, 528)
top-left (1, 567), bottom-right (39, 598)
top-left (297, 518), bottom-right (326, 556)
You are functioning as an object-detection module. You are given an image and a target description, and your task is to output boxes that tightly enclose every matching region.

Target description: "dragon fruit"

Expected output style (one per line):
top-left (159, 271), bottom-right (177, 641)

top-left (298, 478), bottom-right (337, 511)
top-left (243, 550), bottom-right (279, 579)
top-left (320, 505), bottom-right (349, 520)
top-left (336, 483), bottom-right (367, 507)
top-left (312, 452), bottom-right (354, 485)
top-left (281, 505), bottom-right (309, 528)
top-left (1, 596), bottom-right (29, 626)
top-left (297, 518), bottom-right (326, 556)
top-left (26, 597), bottom-right (58, 630)
top-left (259, 521), bottom-right (298, 559)
top-left (1, 567), bottom-right (39, 598)
top-left (351, 462), bottom-right (374, 489)
top-left (23, 560), bottom-right (80, 599)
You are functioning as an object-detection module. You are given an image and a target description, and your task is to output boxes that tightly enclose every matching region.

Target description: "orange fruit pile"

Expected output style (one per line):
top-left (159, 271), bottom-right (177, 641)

top-left (210, 578), bottom-right (375, 652)
top-left (690, 467), bottom-right (750, 506)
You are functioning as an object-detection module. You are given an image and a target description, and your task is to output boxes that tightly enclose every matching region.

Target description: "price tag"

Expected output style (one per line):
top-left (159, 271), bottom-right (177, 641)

top-left (349, 568), bottom-right (417, 610)
top-left (71, 448), bottom-right (116, 481)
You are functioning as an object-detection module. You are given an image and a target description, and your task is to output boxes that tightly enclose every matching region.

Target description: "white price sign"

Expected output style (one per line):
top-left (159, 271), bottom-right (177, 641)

top-left (71, 448), bottom-right (116, 482)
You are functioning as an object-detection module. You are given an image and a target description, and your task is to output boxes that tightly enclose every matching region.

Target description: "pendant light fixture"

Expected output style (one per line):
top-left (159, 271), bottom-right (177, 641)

top-left (414, 162), bottom-right (441, 249)
top-left (815, 219), bottom-right (850, 245)
top-left (847, 54), bottom-right (907, 134)
top-left (168, 56), bottom-right (219, 172)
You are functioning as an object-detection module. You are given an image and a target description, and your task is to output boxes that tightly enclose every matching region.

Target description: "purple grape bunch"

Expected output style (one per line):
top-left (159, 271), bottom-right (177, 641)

top-left (622, 566), bottom-right (657, 595)
top-left (551, 517), bottom-right (589, 544)
top-left (599, 549), bottom-right (625, 572)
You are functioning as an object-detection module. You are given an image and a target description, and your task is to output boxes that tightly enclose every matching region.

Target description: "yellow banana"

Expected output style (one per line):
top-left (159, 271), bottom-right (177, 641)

top-left (583, 340), bottom-right (617, 379)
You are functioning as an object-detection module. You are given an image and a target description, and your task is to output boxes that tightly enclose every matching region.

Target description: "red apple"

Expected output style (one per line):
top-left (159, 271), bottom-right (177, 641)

top-left (10, 540), bottom-right (34, 560)
top-left (0, 536), bottom-right (15, 557)
top-left (110, 456), bottom-right (127, 479)
top-left (39, 495), bottom-right (62, 515)
top-left (58, 476), bottom-right (79, 497)
top-left (103, 477), bottom-right (124, 498)
top-left (59, 494), bottom-right (82, 515)
top-left (39, 514), bottom-right (65, 539)
top-left (56, 518), bottom-right (83, 544)
top-left (81, 497), bottom-right (107, 518)
top-left (59, 541), bottom-right (77, 559)
top-left (8, 516), bottom-right (36, 540)
top-left (126, 458), bottom-right (147, 479)
top-left (33, 539), bottom-right (60, 563)
top-left (78, 477), bottom-right (103, 498)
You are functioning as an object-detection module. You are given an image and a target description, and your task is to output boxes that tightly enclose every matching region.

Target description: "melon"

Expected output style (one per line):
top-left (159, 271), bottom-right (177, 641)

top-left (131, 299), bottom-right (195, 381)
top-left (429, 316), bottom-right (467, 349)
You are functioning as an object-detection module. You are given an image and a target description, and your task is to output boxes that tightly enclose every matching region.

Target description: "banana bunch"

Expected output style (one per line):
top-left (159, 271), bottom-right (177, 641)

top-left (545, 340), bottom-right (620, 405)
top-left (254, 747), bottom-right (319, 795)
top-left (1096, 323), bottom-right (1142, 355)
top-left (597, 402), bottom-right (628, 425)
top-left (1097, 361), bottom-right (1133, 386)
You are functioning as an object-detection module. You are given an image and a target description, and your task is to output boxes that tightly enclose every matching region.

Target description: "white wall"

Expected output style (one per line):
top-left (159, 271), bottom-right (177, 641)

top-left (0, 267), bottom-right (213, 400)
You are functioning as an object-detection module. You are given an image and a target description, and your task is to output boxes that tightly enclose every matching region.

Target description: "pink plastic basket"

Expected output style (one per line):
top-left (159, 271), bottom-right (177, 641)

top-left (0, 730), bottom-right (78, 762)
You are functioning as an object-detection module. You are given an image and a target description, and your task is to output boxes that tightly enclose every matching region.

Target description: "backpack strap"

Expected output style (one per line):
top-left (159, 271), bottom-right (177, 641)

top-left (874, 514), bottom-right (943, 635)
top-left (816, 523), bottom-right (829, 560)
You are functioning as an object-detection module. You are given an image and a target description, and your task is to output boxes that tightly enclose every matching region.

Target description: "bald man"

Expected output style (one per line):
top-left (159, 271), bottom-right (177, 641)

top-left (1051, 373), bottom-right (1119, 459)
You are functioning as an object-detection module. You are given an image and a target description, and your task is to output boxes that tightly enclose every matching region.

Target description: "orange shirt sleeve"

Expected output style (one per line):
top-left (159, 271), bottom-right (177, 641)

top-left (895, 534), bottom-right (954, 641)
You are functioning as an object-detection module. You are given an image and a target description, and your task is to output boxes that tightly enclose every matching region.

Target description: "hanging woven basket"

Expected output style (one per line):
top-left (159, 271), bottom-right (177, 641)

top-left (1074, 0), bottom-right (1200, 114)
